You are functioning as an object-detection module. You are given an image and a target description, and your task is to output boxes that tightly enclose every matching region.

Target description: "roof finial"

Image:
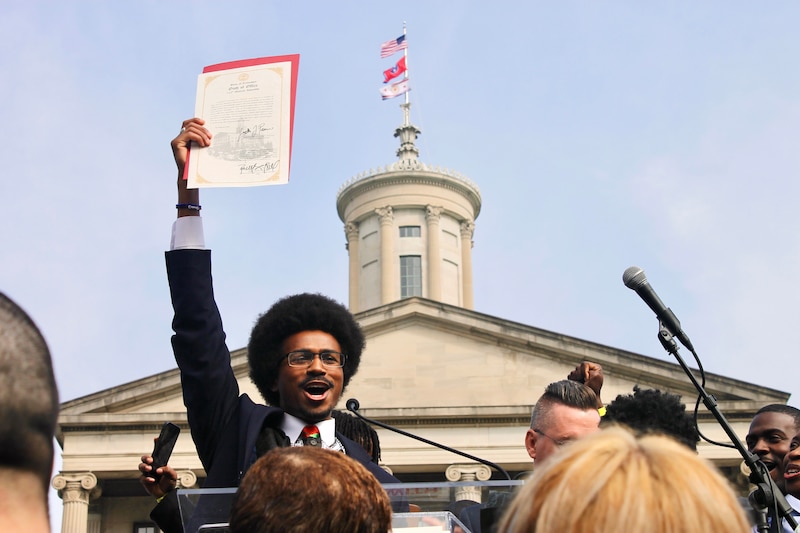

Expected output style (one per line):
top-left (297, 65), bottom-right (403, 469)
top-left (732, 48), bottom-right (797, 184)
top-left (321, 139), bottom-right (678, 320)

top-left (394, 103), bottom-right (421, 162)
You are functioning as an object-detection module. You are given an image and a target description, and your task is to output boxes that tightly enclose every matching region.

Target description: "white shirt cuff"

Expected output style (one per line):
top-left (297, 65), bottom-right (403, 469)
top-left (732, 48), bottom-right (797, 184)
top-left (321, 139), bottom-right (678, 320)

top-left (170, 216), bottom-right (205, 250)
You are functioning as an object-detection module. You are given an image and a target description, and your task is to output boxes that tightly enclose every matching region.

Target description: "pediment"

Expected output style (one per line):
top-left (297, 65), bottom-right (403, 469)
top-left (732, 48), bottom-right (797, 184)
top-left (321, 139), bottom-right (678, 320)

top-left (57, 297), bottom-right (788, 438)
top-left (344, 298), bottom-right (788, 420)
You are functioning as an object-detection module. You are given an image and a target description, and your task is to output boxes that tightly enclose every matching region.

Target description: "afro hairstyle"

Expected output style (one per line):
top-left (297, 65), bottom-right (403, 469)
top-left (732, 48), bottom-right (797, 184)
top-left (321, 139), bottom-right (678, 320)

top-left (247, 293), bottom-right (365, 407)
top-left (603, 386), bottom-right (699, 451)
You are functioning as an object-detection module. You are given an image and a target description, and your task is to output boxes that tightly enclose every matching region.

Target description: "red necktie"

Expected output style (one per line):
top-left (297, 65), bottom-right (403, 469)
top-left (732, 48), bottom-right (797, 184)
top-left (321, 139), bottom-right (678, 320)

top-left (301, 425), bottom-right (321, 447)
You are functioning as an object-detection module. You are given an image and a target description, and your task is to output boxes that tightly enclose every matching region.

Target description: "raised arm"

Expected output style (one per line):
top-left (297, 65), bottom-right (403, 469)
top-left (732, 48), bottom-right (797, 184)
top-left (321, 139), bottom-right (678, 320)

top-left (567, 361), bottom-right (604, 409)
top-left (166, 118), bottom-right (240, 471)
top-left (171, 118), bottom-right (211, 218)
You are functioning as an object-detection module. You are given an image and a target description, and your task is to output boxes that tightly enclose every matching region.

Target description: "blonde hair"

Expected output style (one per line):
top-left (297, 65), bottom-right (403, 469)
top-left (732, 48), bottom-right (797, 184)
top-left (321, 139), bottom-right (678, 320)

top-left (498, 426), bottom-right (750, 533)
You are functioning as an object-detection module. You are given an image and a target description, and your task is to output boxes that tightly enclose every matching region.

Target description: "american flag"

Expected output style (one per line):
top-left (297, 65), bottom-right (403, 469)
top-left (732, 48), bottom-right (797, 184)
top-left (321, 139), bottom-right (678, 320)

top-left (380, 34), bottom-right (407, 58)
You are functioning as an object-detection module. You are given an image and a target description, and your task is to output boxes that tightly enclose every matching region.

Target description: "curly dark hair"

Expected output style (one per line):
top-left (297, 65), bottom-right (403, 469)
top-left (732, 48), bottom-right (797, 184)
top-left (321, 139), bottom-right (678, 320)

top-left (332, 410), bottom-right (381, 464)
top-left (247, 293), bottom-right (365, 407)
top-left (603, 386), bottom-right (699, 451)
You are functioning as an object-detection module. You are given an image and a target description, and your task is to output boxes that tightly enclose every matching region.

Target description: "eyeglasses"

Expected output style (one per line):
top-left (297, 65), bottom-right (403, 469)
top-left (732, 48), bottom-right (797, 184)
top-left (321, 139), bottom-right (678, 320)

top-left (285, 350), bottom-right (346, 368)
top-left (532, 428), bottom-right (571, 447)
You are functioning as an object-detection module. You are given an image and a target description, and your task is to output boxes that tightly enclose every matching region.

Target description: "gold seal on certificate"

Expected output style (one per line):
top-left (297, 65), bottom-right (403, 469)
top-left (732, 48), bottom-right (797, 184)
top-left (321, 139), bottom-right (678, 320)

top-left (186, 55), bottom-right (299, 188)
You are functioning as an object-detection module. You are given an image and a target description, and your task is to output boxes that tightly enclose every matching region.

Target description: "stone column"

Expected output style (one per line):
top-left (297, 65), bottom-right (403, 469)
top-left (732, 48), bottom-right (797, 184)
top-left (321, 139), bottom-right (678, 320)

top-left (86, 514), bottom-right (101, 533)
top-left (52, 472), bottom-right (100, 533)
top-left (344, 222), bottom-right (360, 312)
top-left (426, 206), bottom-right (443, 301)
top-left (445, 464), bottom-right (492, 503)
top-left (460, 220), bottom-right (475, 309)
top-left (376, 206), bottom-right (394, 304)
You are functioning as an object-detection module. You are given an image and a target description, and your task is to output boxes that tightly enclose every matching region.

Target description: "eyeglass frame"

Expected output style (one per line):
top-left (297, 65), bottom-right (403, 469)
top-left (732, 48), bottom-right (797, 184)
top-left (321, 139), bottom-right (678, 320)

top-left (284, 350), bottom-right (347, 368)
top-left (532, 427), bottom-right (571, 447)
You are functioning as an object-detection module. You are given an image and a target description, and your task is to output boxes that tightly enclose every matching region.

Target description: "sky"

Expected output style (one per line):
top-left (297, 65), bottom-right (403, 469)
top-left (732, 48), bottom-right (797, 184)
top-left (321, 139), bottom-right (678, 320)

top-left (2, 1), bottom-right (799, 528)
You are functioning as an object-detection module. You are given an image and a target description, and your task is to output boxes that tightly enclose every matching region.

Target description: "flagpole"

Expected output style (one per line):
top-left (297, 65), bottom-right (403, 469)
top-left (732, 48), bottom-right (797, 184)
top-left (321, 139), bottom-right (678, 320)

top-left (378, 25), bottom-right (411, 109)
top-left (401, 21), bottom-right (410, 126)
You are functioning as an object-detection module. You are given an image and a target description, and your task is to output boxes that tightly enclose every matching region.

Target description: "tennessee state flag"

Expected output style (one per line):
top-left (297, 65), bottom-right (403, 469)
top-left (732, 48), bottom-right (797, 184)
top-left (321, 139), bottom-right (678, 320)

top-left (383, 56), bottom-right (407, 83)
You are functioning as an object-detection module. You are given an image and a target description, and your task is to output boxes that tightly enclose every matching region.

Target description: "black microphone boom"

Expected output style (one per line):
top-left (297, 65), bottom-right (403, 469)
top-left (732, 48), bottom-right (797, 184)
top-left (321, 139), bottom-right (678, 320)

top-left (346, 398), bottom-right (511, 480)
top-left (622, 266), bottom-right (695, 352)
top-left (621, 266), bottom-right (798, 532)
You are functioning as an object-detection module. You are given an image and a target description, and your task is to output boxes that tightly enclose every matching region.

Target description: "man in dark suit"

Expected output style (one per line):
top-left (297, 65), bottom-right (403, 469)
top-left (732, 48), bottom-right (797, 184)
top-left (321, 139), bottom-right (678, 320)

top-left (139, 118), bottom-right (398, 532)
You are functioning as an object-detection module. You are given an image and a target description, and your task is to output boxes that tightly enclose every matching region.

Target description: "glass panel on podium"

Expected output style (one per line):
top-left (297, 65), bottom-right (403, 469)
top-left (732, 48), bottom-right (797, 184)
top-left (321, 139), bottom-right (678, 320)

top-left (383, 480), bottom-right (525, 533)
top-left (392, 511), bottom-right (469, 532)
top-left (177, 487), bottom-right (235, 533)
top-left (176, 480), bottom-right (524, 533)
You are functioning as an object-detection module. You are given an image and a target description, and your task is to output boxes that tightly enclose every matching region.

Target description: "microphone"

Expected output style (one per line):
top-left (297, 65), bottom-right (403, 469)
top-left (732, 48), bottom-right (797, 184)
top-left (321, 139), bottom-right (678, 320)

top-left (622, 266), bottom-right (695, 352)
top-left (346, 398), bottom-right (511, 480)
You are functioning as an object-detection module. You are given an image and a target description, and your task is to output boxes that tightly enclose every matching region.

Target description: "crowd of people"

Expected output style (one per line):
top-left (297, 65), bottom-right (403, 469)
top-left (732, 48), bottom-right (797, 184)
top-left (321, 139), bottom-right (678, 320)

top-left (5, 119), bottom-right (800, 532)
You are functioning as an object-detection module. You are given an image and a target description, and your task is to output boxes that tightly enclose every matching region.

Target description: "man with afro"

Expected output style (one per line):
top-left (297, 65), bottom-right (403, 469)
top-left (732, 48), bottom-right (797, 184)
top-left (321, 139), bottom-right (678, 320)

top-left (140, 119), bottom-right (398, 532)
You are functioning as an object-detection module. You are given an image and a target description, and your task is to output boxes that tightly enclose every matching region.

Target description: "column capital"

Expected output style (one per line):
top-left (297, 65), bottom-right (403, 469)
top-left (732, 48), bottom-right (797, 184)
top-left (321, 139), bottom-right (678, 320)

top-left (460, 219), bottom-right (475, 239)
top-left (344, 221), bottom-right (359, 240)
top-left (445, 463), bottom-right (492, 482)
top-left (426, 205), bottom-right (443, 222)
top-left (52, 472), bottom-right (101, 503)
top-left (176, 470), bottom-right (198, 489)
top-left (375, 206), bottom-right (393, 223)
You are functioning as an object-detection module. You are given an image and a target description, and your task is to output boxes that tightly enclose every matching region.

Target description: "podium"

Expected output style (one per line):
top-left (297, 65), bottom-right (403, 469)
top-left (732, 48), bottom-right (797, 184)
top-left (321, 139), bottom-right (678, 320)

top-left (384, 480), bottom-right (524, 533)
top-left (392, 511), bottom-right (469, 532)
top-left (176, 487), bottom-right (235, 533)
top-left (176, 480), bottom-right (525, 533)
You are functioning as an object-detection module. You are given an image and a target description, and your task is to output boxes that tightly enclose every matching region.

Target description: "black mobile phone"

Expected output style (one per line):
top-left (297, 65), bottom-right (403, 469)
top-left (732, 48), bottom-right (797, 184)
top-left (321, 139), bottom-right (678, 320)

top-left (151, 422), bottom-right (181, 479)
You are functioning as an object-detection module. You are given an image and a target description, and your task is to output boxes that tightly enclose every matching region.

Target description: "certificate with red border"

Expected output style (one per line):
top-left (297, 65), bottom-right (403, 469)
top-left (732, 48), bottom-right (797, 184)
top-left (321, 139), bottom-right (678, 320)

top-left (186, 54), bottom-right (299, 188)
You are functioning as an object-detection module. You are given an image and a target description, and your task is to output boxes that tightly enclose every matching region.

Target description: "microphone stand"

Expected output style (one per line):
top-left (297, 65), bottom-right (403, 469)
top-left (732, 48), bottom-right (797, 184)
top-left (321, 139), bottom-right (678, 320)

top-left (347, 399), bottom-right (511, 480)
top-left (656, 322), bottom-right (798, 532)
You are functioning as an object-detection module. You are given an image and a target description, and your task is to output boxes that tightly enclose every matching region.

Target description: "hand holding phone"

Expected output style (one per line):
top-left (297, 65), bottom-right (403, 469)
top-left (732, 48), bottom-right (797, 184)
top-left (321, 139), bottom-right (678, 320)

top-left (150, 422), bottom-right (180, 480)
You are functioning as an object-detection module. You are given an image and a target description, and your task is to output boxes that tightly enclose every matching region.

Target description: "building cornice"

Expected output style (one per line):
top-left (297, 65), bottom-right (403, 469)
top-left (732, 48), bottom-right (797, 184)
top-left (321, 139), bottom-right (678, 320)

top-left (336, 166), bottom-right (482, 222)
top-left (355, 297), bottom-right (790, 403)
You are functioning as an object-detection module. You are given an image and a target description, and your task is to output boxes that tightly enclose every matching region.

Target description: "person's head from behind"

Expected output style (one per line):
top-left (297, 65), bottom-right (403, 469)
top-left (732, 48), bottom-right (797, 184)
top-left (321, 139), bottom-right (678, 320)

top-left (0, 293), bottom-right (59, 524)
top-left (500, 426), bottom-right (751, 533)
top-left (525, 380), bottom-right (600, 465)
top-left (229, 447), bottom-right (392, 533)
top-left (247, 293), bottom-right (365, 423)
top-left (746, 404), bottom-right (800, 487)
top-left (602, 386), bottom-right (699, 451)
